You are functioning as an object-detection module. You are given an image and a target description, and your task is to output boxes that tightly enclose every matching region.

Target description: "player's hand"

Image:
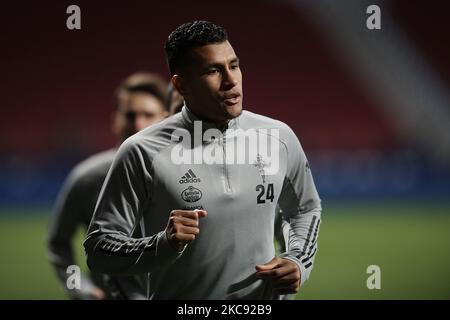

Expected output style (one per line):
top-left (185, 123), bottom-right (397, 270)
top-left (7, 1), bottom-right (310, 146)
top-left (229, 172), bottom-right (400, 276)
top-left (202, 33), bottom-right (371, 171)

top-left (90, 286), bottom-right (106, 300)
top-left (165, 209), bottom-right (207, 251)
top-left (73, 286), bottom-right (106, 300)
top-left (255, 257), bottom-right (301, 295)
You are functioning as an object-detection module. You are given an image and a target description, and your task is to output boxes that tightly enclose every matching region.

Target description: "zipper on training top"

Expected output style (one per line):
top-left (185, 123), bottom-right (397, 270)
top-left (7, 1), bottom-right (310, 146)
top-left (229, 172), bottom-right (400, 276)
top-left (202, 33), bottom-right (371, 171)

top-left (221, 135), bottom-right (232, 193)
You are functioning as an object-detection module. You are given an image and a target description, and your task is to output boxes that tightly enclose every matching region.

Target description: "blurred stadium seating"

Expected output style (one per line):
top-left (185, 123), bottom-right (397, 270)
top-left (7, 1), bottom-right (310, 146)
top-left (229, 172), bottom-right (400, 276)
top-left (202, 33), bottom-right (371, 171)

top-left (1, 0), bottom-right (449, 204)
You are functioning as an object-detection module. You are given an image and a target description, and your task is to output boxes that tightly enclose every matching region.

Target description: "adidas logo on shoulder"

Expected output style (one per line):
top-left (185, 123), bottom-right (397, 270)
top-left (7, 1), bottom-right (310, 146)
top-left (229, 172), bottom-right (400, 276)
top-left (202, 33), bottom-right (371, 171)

top-left (179, 169), bottom-right (201, 184)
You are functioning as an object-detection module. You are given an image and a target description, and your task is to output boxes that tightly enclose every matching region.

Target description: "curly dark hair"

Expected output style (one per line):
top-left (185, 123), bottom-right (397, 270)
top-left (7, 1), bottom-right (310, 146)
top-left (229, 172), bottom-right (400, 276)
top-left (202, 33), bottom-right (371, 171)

top-left (164, 20), bottom-right (228, 76)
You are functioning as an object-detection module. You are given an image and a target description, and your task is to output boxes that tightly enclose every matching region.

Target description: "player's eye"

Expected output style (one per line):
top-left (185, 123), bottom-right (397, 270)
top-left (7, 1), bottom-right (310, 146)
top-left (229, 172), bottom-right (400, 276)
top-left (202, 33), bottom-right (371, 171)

top-left (143, 112), bottom-right (154, 119)
top-left (206, 68), bottom-right (219, 75)
top-left (125, 111), bottom-right (136, 121)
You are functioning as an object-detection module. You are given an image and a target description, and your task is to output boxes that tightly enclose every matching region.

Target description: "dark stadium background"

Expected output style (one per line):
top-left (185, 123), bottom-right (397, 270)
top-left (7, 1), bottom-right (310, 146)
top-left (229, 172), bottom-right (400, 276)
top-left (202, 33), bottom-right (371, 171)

top-left (1, 0), bottom-right (449, 299)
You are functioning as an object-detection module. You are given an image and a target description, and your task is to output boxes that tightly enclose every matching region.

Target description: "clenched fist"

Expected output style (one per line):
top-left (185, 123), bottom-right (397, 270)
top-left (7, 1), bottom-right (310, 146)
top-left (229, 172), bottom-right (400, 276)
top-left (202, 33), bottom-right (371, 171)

top-left (165, 209), bottom-right (207, 251)
top-left (255, 257), bottom-right (301, 295)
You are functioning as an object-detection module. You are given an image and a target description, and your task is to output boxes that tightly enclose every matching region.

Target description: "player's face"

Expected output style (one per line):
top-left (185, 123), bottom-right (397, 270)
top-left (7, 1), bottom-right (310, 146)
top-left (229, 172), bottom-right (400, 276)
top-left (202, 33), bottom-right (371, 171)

top-left (178, 41), bottom-right (243, 124)
top-left (114, 92), bottom-right (168, 141)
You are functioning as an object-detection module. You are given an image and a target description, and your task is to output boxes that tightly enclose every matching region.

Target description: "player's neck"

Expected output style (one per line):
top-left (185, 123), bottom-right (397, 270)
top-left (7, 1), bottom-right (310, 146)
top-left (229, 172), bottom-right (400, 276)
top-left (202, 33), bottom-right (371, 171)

top-left (186, 106), bottom-right (229, 131)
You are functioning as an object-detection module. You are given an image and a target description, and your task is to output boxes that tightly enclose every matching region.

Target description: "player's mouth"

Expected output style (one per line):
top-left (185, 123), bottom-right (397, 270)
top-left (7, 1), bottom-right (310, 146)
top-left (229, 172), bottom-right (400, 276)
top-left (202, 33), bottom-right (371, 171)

top-left (222, 93), bottom-right (241, 106)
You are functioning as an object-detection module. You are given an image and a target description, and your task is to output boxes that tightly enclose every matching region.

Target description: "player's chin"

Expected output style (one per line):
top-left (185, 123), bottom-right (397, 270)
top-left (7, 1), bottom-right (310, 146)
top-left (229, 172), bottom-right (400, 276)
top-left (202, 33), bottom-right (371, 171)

top-left (223, 101), bottom-right (243, 119)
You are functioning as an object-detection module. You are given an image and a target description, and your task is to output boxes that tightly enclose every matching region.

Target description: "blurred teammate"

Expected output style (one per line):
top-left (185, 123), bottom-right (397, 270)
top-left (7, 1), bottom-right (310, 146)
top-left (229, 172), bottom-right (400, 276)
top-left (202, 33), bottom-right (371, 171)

top-left (85, 21), bottom-right (322, 299)
top-left (47, 72), bottom-right (168, 299)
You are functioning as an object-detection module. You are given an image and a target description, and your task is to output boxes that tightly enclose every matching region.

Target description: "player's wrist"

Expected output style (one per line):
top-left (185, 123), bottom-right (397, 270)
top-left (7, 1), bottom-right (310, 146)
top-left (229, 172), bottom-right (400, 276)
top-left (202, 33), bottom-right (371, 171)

top-left (156, 230), bottom-right (185, 264)
top-left (165, 229), bottom-right (187, 252)
top-left (278, 254), bottom-right (303, 286)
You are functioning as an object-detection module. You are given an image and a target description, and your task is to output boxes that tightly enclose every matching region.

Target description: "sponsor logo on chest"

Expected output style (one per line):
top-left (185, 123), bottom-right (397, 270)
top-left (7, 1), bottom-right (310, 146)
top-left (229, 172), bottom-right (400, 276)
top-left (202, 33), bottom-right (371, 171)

top-left (181, 186), bottom-right (202, 203)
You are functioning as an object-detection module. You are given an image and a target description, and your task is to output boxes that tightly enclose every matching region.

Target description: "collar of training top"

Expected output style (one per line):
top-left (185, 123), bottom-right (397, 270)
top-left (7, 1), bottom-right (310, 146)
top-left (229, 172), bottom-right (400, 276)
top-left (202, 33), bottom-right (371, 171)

top-left (181, 105), bottom-right (240, 132)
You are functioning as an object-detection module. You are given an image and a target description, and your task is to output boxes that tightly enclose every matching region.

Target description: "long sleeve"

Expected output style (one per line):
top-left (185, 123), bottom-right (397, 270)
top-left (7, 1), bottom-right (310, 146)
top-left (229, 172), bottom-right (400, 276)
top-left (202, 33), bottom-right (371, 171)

top-left (84, 138), bottom-right (181, 275)
top-left (47, 170), bottom-right (97, 299)
top-left (277, 126), bottom-right (322, 287)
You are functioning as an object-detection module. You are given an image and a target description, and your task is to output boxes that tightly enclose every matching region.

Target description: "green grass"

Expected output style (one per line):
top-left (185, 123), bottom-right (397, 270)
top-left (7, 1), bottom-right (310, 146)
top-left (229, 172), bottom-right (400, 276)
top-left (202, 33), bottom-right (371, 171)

top-left (0, 208), bottom-right (89, 299)
top-left (296, 202), bottom-right (450, 299)
top-left (0, 202), bottom-right (449, 299)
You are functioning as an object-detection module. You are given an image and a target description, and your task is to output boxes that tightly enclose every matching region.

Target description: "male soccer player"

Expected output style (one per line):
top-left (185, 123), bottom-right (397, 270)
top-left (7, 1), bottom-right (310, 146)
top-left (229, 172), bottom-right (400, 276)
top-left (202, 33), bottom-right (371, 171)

top-left (167, 78), bottom-right (291, 280)
top-left (84, 21), bottom-right (322, 299)
top-left (47, 72), bottom-right (168, 299)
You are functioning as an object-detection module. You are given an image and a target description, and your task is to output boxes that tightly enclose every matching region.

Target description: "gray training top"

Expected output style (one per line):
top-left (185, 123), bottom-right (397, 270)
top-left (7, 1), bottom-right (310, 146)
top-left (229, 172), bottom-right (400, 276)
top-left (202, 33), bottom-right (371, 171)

top-left (48, 149), bottom-right (146, 299)
top-left (84, 106), bottom-right (322, 300)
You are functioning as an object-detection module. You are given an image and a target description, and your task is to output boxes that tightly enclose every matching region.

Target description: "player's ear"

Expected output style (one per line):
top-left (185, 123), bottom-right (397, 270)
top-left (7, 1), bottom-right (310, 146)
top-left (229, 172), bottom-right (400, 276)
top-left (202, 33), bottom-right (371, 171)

top-left (172, 74), bottom-right (188, 96)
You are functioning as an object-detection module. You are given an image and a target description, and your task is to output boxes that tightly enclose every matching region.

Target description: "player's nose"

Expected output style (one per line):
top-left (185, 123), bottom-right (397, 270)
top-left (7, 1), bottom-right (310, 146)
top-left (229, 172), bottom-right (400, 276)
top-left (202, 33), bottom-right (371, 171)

top-left (222, 69), bottom-right (238, 89)
top-left (134, 116), bottom-right (151, 132)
